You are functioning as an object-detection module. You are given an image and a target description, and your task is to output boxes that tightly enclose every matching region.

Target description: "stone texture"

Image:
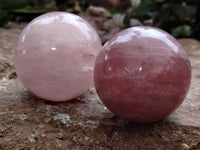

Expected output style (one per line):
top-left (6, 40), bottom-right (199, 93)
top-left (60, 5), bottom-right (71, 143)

top-left (94, 26), bottom-right (191, 123)
top-left (14, 12), bottom-right (102, 101)
top-left (0, 26), bottom-right (199, 149)
top-left (88, 0), bottom-right (130, 10)
top-left (86, 6), bottom-right (112, 18)
top-left (84, 6), bottom-right (121, 43)
top-left (31, 0), bottom-right (56, 9)
top-left (113, 14), bottom-right (142, 28)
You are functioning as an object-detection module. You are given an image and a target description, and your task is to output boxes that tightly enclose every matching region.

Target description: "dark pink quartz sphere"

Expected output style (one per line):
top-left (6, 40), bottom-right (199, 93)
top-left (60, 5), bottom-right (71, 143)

top-left (94, 26), bottom-right (191, 123)
top-left (14, 12), bottom-right (102, 101)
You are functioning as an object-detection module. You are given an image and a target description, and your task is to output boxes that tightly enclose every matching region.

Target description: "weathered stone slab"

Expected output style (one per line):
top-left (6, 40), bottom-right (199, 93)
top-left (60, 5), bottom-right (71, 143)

top-left (0, 28), bottom-right (199, 150)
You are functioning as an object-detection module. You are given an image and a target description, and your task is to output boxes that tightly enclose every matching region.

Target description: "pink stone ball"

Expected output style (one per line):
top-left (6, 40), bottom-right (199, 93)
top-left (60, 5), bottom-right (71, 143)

top-left (94, 26), bottom-right (191, 123)
top-left (14, 12), bottom-right (102, 101)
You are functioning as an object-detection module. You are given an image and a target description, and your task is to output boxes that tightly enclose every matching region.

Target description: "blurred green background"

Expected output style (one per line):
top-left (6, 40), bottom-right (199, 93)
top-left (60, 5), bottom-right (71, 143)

top-left (0, 0), bottom-right (199, 39)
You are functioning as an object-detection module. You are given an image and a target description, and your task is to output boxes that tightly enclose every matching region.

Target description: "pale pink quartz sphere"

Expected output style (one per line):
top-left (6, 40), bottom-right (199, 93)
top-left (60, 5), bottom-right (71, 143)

top-left (94, 26), bottom-right (191, 123)
top-left (14, 12), bottom-right (102, 101)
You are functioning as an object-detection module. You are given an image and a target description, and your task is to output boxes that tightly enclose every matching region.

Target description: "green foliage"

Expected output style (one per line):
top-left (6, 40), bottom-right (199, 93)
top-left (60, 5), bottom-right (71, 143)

top-left (0, 0), bottom-right (30, 10)
top-left (135, 0), bottom-right (154, 19)
top-left (0, 9), bottom-right (10, 26)
top-left (80, 0), bottom-right (89, 12)
top-left (134, 0), bottom-right (200, 38)
top-left (109, 8), bottom-right (118, 15)
top-left (172, 25), bottom-right (191, 37)
top-left (0, 0), bottom-right (30, 27)
top-left (123, 7), bottom-right (134, 27)
top-left (11, 7), bottom-right (54, 14)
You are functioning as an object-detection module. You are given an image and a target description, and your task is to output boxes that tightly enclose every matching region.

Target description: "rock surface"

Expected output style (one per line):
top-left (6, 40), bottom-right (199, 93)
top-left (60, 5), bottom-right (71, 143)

top-left (0, 28), bottom-right (200, 149)
top-left (84, 6), bottom-right (121, 43)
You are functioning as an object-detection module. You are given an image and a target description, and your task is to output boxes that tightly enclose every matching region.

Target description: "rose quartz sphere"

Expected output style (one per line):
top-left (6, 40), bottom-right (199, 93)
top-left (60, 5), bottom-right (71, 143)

top-left (94, 26), bottom-right (191, 123)
top-left (14, 12), bottom-right (102, 101)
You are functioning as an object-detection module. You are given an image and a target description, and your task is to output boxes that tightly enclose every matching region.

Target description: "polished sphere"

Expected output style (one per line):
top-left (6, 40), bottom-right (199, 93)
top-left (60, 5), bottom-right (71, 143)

top-left (94, 26), bottom-right (191, 123)
top-left (14, 12), bottom-right (102, 101)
